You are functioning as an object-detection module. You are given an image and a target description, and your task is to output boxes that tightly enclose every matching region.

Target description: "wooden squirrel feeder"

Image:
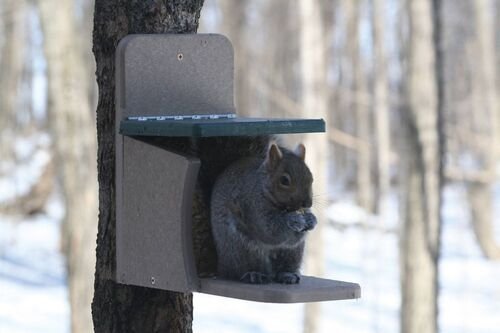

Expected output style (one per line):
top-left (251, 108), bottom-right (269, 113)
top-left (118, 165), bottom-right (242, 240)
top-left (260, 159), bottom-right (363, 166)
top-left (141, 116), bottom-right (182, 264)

top-left (115, 34), bottom-right (361, 303)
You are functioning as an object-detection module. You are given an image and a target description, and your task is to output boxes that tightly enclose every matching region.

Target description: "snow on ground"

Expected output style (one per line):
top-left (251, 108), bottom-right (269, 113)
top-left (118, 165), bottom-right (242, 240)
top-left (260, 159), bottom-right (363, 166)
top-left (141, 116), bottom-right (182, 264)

top-left (1, 179), bottom-right (499, 332)
top-left (0, 193), bottom-right (69, 333)
top-left (439, 184), bottom-right (500, 333)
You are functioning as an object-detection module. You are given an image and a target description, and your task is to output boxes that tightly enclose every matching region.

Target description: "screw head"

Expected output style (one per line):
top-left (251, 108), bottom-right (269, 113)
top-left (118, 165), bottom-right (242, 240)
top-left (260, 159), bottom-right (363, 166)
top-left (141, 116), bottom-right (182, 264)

top-left (177, 53), bottom-right (183, 61)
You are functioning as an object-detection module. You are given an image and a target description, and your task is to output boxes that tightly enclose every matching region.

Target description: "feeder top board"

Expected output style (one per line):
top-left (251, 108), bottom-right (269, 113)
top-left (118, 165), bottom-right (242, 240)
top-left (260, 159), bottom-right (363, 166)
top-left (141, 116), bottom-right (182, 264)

top-left (120, 115), bottom-right (325, 137)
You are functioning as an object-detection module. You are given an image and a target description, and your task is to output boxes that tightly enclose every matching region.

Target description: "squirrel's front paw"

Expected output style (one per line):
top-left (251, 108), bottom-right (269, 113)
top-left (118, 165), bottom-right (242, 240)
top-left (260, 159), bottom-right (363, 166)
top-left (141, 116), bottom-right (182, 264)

top-left (287, 213), bottom-right (308, 232)
top-left (274, 272), bottom-right (301, 284)
top-left (240, 271), bottom-right (271, 284)
top-left (287, 211), bottom-right (317, 232)
top-left (303, 212), bottom-right (317, 231)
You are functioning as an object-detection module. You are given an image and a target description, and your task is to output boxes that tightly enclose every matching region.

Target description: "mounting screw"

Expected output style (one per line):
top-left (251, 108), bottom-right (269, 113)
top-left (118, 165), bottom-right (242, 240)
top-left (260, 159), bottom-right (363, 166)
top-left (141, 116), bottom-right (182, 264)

top-left (151, 277), bottom-right (156, 285)
top-left (177, 53), bottom-right (183, 61)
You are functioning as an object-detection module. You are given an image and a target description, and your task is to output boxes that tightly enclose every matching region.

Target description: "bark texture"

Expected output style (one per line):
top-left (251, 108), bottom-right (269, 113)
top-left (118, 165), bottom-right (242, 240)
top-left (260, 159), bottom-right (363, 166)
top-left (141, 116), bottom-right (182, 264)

top-left (298, 0), bottom-right (328, 332)
top-left (36, 0), bottom-right (99, 332)
top-left (400, 1), bottom-right (442, 333)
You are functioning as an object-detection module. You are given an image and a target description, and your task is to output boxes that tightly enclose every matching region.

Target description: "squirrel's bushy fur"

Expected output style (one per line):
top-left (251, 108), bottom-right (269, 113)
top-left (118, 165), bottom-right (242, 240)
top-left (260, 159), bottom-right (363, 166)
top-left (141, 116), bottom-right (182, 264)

top-left (210, 142), bottom-right (317, 284)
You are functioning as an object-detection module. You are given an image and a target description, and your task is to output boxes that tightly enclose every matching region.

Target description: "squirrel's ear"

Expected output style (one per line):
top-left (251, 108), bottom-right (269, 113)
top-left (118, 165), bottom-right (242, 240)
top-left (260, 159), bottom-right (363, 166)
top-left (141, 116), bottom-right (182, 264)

top-left (294, 143), bottom-right (306, 161)
top-left (265, 143), bottom-right (283, 170)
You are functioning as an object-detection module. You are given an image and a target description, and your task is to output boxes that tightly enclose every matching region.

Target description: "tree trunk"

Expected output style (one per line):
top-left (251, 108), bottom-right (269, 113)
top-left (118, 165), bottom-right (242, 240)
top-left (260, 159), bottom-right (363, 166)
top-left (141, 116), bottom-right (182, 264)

top-left (345, 0), bottom-right (372, 213)
top-left (36, 0), bottom-right (98, 332)
top-left (79, 0), bottom-right (99, 113)
top-left (0, 0), bottom-right (25, 157)
top-left (467, 182), bottom-right (500, 259)
top-left (372, 0), bottom-right (391, 219)
top-left (260, 0), bottom-right (301, 119)
top-left (400, 0), bottom-right (442, 333)
top-left (466, 0), bottom-right (500, 260)
top-left (218, 0), bottom-right (250, 117)
top-left (92, 1), bottom-right (204, 332)
top-left (497, 0), bottom-right (500, 93)
top-left (299, 0), bottom-right (328, 332)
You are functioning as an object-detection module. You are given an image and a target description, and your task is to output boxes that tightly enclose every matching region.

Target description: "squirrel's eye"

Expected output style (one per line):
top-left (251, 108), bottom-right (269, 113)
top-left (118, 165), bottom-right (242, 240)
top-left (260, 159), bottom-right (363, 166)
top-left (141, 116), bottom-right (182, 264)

top-left (279, 174), bottom-right (291, 187)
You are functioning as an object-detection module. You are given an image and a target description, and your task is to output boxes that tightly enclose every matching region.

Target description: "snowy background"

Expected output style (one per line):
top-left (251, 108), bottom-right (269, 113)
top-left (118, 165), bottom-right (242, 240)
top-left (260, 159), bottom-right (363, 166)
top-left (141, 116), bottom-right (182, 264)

top-left (2, 0), bottom-right (499, 332)
top-left (1, 140), bottom-right (499, 333)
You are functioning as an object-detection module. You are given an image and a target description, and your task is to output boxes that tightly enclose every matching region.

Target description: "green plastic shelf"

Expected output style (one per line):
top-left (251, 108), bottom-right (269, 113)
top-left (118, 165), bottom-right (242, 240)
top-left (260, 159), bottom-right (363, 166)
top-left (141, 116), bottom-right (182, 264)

top-left (120, 117), bottom-right (325, 137)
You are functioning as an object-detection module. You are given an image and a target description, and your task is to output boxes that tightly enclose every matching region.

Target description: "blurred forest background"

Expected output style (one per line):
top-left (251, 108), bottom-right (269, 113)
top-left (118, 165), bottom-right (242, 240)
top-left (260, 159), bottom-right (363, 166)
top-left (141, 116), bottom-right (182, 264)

top-left (0, 0), bottom-right (499, 332)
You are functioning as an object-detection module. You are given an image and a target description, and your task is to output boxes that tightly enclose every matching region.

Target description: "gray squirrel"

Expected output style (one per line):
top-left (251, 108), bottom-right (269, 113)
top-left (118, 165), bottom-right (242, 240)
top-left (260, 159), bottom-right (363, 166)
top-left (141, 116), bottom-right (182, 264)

top-left (210, 142), bottom-right (317, 284)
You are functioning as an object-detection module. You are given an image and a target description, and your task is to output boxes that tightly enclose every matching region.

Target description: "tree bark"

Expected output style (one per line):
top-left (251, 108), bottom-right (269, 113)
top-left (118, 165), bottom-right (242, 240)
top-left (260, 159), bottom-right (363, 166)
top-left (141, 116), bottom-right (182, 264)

top-left (299, 0), bottom-right (328, 332)
top-left (36, 0), bottom-right (99, 332)
top-left (400, 1), bottom-right (442, 333)
top-left (92, 1), bottom-right (204, 332)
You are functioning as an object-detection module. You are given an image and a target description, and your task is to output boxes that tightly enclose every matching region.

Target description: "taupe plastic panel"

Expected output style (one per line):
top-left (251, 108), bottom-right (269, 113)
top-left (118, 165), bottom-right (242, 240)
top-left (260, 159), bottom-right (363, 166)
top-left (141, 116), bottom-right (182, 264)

top-left (199, 276), bottom-right (361, 303)
top-left (115, 34), bottom-right (221, 291)
top-left (116, 137), bottom-right (200, 292)
top-left (116, 34), bottom-right (234, 117)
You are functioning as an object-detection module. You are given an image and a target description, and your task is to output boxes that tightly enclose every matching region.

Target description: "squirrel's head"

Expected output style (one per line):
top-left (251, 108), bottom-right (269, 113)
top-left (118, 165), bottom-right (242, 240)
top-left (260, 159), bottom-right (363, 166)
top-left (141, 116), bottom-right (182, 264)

top-left (262, 143), bottom-right (313, 212)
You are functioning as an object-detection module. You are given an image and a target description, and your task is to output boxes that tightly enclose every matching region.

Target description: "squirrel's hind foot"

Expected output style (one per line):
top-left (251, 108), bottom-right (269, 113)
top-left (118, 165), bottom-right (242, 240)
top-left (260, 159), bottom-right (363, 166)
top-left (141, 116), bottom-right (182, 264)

top-left (274, 272), bottom-right (301, 284)
top-left (240, 271), bottom-right (271, 284)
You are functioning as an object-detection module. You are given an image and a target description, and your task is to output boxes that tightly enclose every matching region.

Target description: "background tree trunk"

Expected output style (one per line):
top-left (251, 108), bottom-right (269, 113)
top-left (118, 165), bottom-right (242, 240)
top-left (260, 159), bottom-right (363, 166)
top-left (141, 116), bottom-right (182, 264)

top-left (372, 0), bottom-right (391, 220)
top-left (299, 0), bottom-right (328, 332)
top-left (0, 0), bottom-right (25, 158)
top-left (467, 182), bottom-right (500, 259)
top-left (345, 0), bottom-right (373, 213)
top-left (260, 0), bottom-right (301, 119)
top-left (36, 0), bottom-right (98, 332)
top-left (497, 0), bottom-right (500, 91)
top-left (400, 0), bottom-right (442, 333)
top-left (79, 0), bottom-right (98, 113)
top-left (218, 0), bottom-right (250, 117)
top-left (465, 0), bottom-right (500, 260)
top-left (92, 1), bottom-right (204, 332)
